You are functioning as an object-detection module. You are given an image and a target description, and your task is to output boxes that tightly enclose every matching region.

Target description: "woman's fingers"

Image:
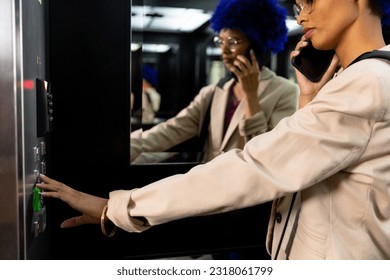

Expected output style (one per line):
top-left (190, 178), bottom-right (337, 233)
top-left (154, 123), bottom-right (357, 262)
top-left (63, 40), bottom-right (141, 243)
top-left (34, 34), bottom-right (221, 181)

top-left (36, 174), bottom-right (85, 210)
top-left (35, 174), bottom-right (108, 227)
top-left (231, 50), bottom-right (260, 82)
top-left (39, 173), bottom-right (59, 185)
top-left (37, 174), bottom-right (66, 192)
top-left (290, 39), bottom-right (309, 60)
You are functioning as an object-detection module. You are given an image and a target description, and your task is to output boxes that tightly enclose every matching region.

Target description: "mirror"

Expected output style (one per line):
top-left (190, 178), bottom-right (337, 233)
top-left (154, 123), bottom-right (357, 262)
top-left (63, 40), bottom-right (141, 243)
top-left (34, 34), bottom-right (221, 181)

top-left (130, 0), bottom-right (301, 165)
top-left (130, 0), bottom-right (220, 164)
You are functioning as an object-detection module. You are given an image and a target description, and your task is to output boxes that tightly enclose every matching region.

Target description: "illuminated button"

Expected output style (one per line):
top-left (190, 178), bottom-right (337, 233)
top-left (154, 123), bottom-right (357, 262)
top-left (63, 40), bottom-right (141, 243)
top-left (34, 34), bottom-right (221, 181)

top-left (33, 187), bottom-right (42, 212)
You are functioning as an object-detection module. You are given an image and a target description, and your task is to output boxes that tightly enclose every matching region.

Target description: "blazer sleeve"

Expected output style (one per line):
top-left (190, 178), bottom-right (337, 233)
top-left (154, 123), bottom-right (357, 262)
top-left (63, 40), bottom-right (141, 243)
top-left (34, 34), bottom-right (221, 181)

top-left (113, 64), bottom-right (387, 232)
top-left (130, 85), bottom-right (216, 160)
top-left (239, 75), bottom-right (299, 141)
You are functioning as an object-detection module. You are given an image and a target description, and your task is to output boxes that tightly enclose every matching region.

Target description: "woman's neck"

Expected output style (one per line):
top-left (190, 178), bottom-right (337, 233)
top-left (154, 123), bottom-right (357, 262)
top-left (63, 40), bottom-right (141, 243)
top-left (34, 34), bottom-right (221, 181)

top-left (336, 16), bottom-right (385, 68)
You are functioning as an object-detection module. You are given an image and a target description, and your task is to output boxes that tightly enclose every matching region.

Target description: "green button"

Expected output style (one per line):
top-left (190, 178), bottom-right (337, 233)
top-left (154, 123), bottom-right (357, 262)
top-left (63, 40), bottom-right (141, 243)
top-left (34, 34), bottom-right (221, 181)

top-left (33, 187), bottom-right (41, 212)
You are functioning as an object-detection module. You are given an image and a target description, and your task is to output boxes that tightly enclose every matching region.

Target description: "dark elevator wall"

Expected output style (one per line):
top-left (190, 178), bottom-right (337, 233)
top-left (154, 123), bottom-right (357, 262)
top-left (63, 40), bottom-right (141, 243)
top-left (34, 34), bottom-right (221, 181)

top-left (47, 0), bottom-right (270, 260)
top-left (47, 0), bottom-right (132, 259)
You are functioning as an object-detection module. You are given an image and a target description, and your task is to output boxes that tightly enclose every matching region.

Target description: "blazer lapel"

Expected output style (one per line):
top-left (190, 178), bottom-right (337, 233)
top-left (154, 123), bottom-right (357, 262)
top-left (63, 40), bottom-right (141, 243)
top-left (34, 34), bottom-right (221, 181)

top-left (210, 79), bottom-right (234, 149)
top-left (220, 68), bottom-right (273, 149)
top-left (221, 100), bottom-right (245, 148)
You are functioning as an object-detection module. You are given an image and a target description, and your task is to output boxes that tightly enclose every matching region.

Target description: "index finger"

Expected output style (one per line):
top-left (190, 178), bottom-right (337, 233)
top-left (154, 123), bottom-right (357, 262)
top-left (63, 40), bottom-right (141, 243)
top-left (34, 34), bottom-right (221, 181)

top-left (36, 174), bottom-right (68, 192)
top-left (39, 174), bottom-right (56, 184)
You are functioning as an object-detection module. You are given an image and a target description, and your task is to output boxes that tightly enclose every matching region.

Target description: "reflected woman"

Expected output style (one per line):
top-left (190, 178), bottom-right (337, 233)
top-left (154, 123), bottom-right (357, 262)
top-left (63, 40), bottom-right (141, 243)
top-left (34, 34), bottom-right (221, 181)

top-left (130, 0), bottom-right (299, 163)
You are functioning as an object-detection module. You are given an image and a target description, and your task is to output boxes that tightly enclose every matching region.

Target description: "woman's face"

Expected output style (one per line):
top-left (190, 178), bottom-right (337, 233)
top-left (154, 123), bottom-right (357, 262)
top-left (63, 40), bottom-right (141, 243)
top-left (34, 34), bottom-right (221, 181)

top-left (296, 0), bottom-right (359, 50)
top-left (217, 28), bottom-right (251, 68)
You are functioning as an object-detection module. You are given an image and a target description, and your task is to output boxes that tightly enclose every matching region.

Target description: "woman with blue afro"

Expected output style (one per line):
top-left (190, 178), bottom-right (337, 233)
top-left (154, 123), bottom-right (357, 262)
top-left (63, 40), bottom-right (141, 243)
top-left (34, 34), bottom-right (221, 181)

top-left (210, 0), bottom-right (289, 64)
top-left (38, 0), bottom-right (390, 259)
top-left (129, 0), bottom-right (299, 164)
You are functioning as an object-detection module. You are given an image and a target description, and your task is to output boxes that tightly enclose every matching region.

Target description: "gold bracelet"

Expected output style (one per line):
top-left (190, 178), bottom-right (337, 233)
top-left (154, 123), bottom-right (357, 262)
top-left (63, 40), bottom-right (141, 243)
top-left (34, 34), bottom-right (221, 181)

top-left (100, 204), bottom-right (117, 237)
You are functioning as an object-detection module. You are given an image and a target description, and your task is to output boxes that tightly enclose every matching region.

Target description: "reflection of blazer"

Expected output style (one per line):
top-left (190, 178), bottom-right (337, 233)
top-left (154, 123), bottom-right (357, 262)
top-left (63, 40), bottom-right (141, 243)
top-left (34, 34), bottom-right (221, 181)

top-left (131, 67), bottom-right (299, 162)
top-left (142, 87), bottom-right (161, 123)
top-left (109, 46), bottom-right (390, 259)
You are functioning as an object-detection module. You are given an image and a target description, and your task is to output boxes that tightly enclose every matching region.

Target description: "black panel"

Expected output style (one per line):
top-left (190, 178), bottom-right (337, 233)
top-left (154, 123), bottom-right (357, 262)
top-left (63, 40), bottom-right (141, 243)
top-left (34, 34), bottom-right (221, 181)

top-left (47, 0), bottom-right (131, 259)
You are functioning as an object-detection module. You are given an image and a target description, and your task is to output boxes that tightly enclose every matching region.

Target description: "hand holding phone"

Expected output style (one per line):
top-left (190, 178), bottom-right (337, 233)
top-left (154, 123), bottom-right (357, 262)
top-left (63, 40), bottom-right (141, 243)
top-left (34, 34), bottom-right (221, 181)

top-left (291, 41), bottom-right (335, 82)
top-left (231, 48), bottom-right (256, 81)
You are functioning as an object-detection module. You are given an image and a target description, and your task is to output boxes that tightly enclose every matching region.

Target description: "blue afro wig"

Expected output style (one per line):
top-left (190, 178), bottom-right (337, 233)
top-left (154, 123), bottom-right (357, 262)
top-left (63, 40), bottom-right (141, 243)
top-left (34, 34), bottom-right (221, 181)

top-left (210, 0), bottom-right (288, 54)
top-left (142, 65), bottom-right (158, 87)
top-left (381, 0), bottom-right (390, 26)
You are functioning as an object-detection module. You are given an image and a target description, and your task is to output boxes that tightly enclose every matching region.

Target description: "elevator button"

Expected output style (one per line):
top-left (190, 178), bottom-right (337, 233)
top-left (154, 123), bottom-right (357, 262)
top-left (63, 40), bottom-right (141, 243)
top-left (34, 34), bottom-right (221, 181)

top-left (33, 187), bottom-right (42, 212)
top-left (40, 141), bottom-right (46, 155)
top-left (40, 161), bottom-right (46, 174)
top-left (33, 146), bottom-right (40, 163)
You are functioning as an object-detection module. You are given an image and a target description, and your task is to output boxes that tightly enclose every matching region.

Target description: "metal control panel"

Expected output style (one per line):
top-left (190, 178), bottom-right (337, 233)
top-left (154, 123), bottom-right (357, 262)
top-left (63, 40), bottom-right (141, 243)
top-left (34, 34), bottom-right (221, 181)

top-left (0, 0), bottom-right (50, 259)
top-left (32, 141), bottom-right (48, 238)
top-left (31, 78), bottom-right (53, 237)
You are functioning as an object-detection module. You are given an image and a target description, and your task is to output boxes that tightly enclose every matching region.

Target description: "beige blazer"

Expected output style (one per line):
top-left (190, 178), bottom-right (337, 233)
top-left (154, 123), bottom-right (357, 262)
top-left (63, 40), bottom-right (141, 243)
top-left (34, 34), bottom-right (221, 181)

top-left (131, 67), bottom-right (299, 162)
top-left (142, 87), bottom-right (161, 123)
top-left (109, 45), bottom-right (390, 259)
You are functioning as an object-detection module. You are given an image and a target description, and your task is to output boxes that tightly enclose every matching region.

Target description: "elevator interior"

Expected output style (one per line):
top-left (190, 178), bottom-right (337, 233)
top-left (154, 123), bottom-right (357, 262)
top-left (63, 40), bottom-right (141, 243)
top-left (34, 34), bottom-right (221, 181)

top-left (0, 0), bottom-right (341, 260)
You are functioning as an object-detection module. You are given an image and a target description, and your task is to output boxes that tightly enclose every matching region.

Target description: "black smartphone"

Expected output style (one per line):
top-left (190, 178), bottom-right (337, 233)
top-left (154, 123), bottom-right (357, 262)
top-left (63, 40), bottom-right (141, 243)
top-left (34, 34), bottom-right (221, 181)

top-left (232, 47), bottom-right (256, 81)
top-left (291, 41), bottom-right (335, 82)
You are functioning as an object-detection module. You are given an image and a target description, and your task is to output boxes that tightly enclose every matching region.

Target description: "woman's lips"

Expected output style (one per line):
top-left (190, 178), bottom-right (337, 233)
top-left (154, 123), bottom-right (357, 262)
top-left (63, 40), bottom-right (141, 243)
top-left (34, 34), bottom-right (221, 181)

top-left (222, 56), bottom-right (233, 64)
top-left (304, 28), bottom-right (315, 39)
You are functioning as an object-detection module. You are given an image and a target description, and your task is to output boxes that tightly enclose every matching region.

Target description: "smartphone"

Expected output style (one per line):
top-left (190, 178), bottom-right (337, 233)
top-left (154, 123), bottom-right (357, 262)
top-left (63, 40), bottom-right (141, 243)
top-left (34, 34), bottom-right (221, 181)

top-left (232, 47), bottom-right (255, 81)
top-left (291, 41), bottom-right (335, 82)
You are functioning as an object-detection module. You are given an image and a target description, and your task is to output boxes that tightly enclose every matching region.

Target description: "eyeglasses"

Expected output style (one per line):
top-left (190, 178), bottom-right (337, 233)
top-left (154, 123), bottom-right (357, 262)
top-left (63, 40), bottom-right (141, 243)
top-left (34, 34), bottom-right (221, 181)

top-left (213, 36), bottom-right (244, 52)
top-left (293, 0), bottom-right (315, 19)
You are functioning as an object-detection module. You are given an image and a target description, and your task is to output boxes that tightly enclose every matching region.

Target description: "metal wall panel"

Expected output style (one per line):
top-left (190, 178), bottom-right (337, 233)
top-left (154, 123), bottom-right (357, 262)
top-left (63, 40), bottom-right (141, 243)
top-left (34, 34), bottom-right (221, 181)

top-left (0, 0), bottom-right (20, 260)
top-left (0, 0), bottom-right (48, 260)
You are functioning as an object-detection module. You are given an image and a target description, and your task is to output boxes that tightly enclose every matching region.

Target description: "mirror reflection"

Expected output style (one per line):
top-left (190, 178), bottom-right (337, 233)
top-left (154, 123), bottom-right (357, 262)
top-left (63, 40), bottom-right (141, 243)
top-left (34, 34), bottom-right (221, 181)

top-left (130, 0), bottom-right (302, 165)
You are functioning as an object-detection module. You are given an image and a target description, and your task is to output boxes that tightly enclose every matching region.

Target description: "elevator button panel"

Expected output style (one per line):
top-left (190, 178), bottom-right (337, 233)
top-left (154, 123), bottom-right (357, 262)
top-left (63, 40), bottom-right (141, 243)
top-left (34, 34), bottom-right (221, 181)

top-left (31, 141), bottom-right (48, 237)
